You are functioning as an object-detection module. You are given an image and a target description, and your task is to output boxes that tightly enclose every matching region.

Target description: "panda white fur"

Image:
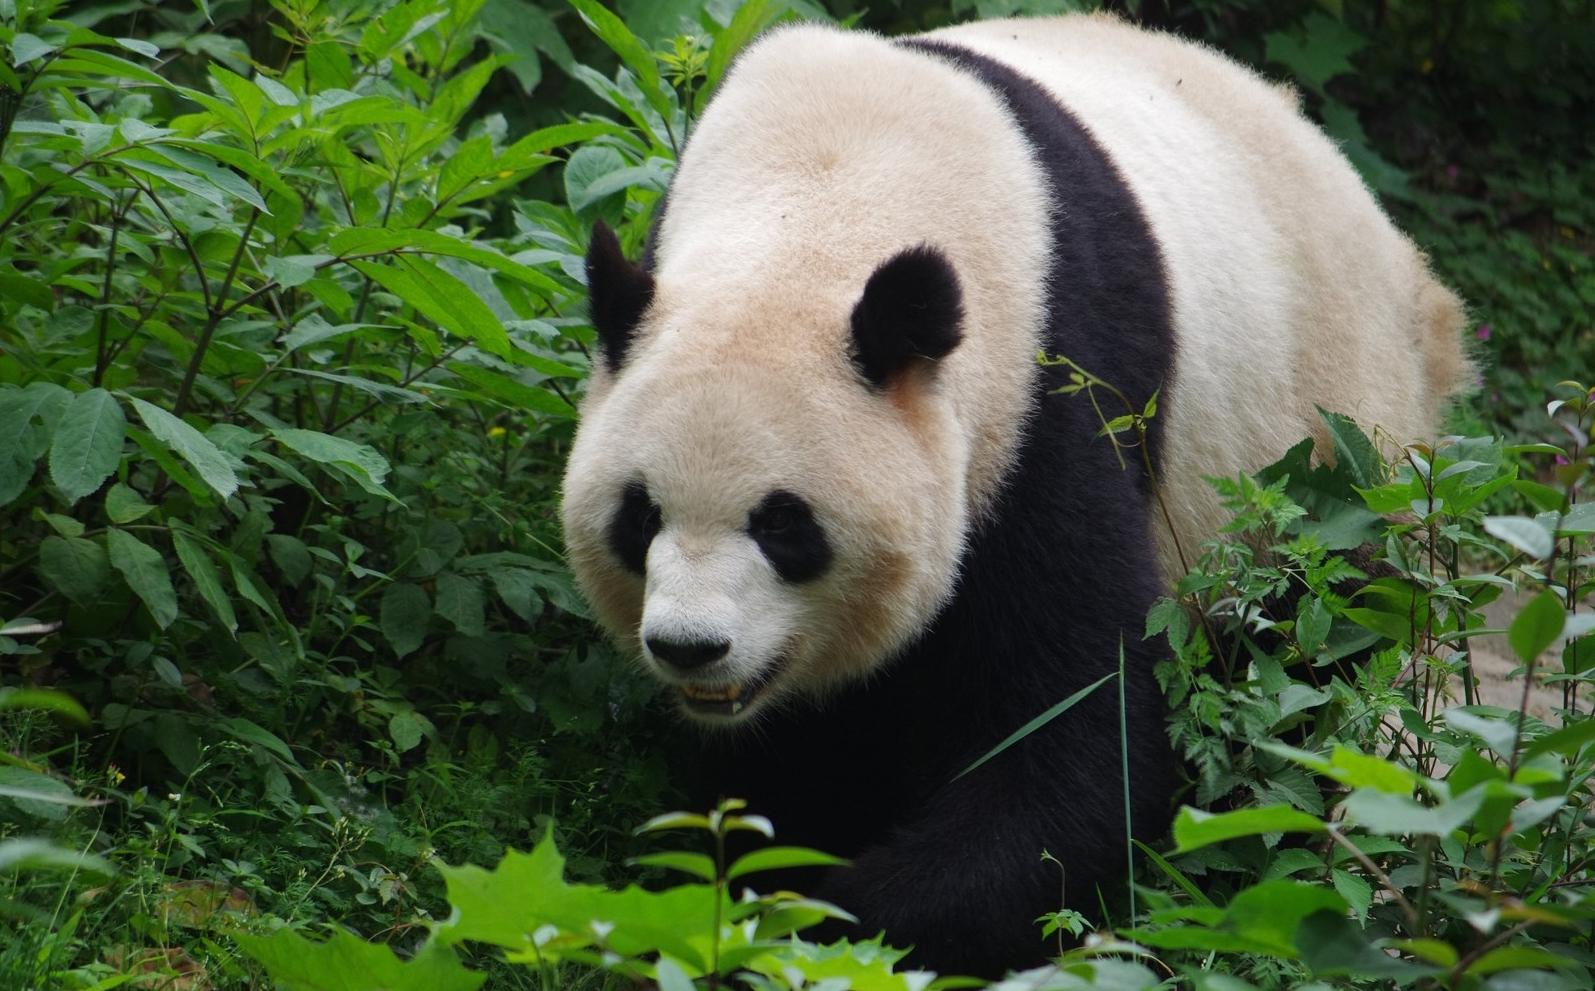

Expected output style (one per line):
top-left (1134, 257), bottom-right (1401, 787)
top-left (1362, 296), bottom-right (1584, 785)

top-left (561, 13), bottom-right (1468, 976)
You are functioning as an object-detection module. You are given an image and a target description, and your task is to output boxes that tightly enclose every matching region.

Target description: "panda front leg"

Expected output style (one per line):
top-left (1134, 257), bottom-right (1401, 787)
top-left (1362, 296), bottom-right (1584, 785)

top-left (808, 736), bottom-right (1150, 979)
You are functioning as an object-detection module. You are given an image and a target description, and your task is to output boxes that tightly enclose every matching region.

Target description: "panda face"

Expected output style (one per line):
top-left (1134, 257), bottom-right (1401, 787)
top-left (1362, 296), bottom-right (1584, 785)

top-left (563, 349), bottom-right (969, 724)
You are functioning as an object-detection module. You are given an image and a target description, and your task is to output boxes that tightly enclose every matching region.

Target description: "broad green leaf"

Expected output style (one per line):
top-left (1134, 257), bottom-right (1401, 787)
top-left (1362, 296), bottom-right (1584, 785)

top-left (129, 399), bottom-right (238, 500)
top-left (1296, 909), bottom-right (1438, 980)
top-left (0, 767), bottom-right (84, 820)
top-left (1316, 408), bottom-right (1380, 488)
top-left (447, 363), bottom-right (574, 418)
top-left (171, 530), bottom-right (237, 635)
top-left (48, 388), bottom-right (126, 504)
top-left (563, 144), bottom-right (629, 214)
top-left (389, 710), bottom-right (428, 753)
top-left (381, 583), bottom-right (431, 659)
top-left (1484, 515), bottom-right (1555, 561)
top-left (1509, 590), bottom-right (1566, 663)
top-left (567, 0), bottom-right (671, 120)
top-left (434, 573), bottom-right (485, 638)
top-left (219, 717), bottom-right (297, 764)
top-left (1173, 805), bottom-right (1327, 852)
top-left (270, 428), bottom-right (394, 500)
top-left (435, 831), bottom-right (716, 968)
top-left (1128, 880), bottom-right (1346, 958)
top-left (348, 257), bottom-right (511, 359)
top-left (1466, 945), bottom-right (1581, 976)
top-left (38, 536), bottom-right (109, 607)
top-left (1342, 785), bottom-right (1485, 836)
top-left (104, 482), bottom-right (155, 523)
top-left (106, 529), bottom-right (179, 629)
top-left (727, 846), bottom-right (846, 881)
top-left (1444, 708), bottom-right (1517, 755)
top-left (11, 34), bottom-right (57, 66)
top-left (235, 930), bottom-right (483, 991)
top-left (329, 227), bottom-right (559, 294)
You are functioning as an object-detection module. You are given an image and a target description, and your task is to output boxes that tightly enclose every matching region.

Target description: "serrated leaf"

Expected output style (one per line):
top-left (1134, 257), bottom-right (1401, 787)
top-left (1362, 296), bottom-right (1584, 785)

top-left (434, 573), bottom-right (485, 638)
top-left (130, 399), bottom-right (238, 500)
top-left (38, 536), bottom-right (109, 607)
top-left (48, 388), bottom-right (126, 504)
top-left (271, 428), bottom-right (394, 501)
top-left (349, 257), bottom-right (510, 359)
top-left (107, 529), bottom-right (179, 629)
top-left (235, 929), bottom-right (483, 991)
top-left (381, 583), bottom-right (430, 658)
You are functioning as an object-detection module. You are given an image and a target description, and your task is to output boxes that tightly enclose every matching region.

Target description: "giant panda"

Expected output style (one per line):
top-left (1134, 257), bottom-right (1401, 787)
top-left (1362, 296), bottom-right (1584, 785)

top-left (560, 13), bottom-right (1469, 977)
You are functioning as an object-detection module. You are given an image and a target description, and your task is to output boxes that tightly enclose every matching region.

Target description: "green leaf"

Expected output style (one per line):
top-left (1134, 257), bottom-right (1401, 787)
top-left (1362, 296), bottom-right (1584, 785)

top-left (348, 257), bottom-right (511, 359)
top-left (629, 851), bottom-right (716, 881)
top-left (956, 671), bottom-right (1116, 780)
top-left (106, 529), bottom-right (179, 629)
top-left (38, 536), bottom-right (109, 607)
top-left (1316, 408), bottom-right (1379, 488)
top-left (1172, 805), bottom-right (1327, 852)
top-left (727, 845), bottom-right (847, 881)
top-left (48, 388), bottom-right (126, 504)
top-left (1484, 516), bottom-right (1555, 561)
top-left (0, 839), bottom-right (115, 878)
top-left (389, 710), bottom-right (428, 753)
top-left (381, 583), bottom-right (431, 659)
top-left (1264, 12), bottom-right (1364, 92)
top-left (11, 34), bottom-right (57, 67)
top-left (1466, 946), bottom-right (1581, 976)
top-left (235, 930), bottom-right (483, 991)
top-left (434, 830), bottom-right (716, 968)
top-left (1509, 590), bottom-right (1566, 664)
top-left (1444, 708), bottom-right (1517, 755)
top-left (1296, 909), bottom-right (1437, 980)
top-left (1128, 880), bottom-right (1346, 958)
top-left (567, 0), bottom-right (672, 120)
top-left (104, 482), bottom-right (156, 523)
top-left (447, 363), bottom-right (574, 418)
top-left (129, 399), bottom-right (238, 501)
top-left (171, 530), bottom-right (237, 635)
top-left (219, 717), bottom-right (297, 764)
top-left (271, 428), bottom-right (395, 501)
top-left (563, 144), bottom-right (629, 213)
top-left (1342, 786), bottom-right (1485, 836)
top-left (434, 573), bottom-right (485, 638)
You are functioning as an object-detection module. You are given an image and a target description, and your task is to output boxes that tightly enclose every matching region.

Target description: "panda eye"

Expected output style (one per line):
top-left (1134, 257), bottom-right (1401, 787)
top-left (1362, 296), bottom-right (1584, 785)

top-left (747, 491), bottom-right (832, 583)
top-left (608, 481), bottom-right (662, 575)
top-left (750, 503), bottom-right (799, 535)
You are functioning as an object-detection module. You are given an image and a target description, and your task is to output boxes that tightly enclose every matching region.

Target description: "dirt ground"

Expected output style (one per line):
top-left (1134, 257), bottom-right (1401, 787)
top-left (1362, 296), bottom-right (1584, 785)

top-left (1465, 591), bottom-right (1578, 719)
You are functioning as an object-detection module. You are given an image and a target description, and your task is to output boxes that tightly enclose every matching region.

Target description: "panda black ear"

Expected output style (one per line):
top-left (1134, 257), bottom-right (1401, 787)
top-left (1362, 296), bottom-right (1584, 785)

top-left (848, 245), bottom-right (964, 388)
top-left (585, 220), bottom-right (655, 374)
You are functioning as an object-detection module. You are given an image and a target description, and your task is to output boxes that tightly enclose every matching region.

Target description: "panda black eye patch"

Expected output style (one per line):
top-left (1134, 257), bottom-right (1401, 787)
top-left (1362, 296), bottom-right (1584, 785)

top-left (748, 490), bottom-right (831, 583)
top-left (609, 481), bottom-right (662, 575)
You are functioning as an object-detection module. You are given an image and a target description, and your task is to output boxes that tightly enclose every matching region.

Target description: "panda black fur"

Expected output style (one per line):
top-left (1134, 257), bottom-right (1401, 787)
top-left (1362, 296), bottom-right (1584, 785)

top-left (562, 14), bottom-right (1468, 978)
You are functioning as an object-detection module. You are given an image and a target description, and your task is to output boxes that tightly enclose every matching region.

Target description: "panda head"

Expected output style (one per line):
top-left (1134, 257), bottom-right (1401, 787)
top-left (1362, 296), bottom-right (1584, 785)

top-left (562, 222), bottom-right (974, 724)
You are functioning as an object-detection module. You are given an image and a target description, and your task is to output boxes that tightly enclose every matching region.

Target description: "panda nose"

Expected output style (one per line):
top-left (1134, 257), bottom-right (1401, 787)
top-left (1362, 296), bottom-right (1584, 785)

top-left (646, 636), bottom-right (731, 671)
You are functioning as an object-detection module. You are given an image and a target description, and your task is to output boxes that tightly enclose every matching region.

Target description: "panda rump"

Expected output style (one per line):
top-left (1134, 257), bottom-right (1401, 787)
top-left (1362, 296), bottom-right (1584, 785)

top-left (563, 13), bottom-right (1469, 978)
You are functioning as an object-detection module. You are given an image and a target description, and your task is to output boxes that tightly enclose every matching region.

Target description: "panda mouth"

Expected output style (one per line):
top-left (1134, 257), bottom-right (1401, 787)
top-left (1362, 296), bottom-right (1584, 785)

top-left (676, 656), bottom-right (788, 719)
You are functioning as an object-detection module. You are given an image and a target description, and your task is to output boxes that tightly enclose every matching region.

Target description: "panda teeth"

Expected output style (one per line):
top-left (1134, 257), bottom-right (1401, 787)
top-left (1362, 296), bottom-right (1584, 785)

top-left (681, 682), bottom-right (743, 702)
